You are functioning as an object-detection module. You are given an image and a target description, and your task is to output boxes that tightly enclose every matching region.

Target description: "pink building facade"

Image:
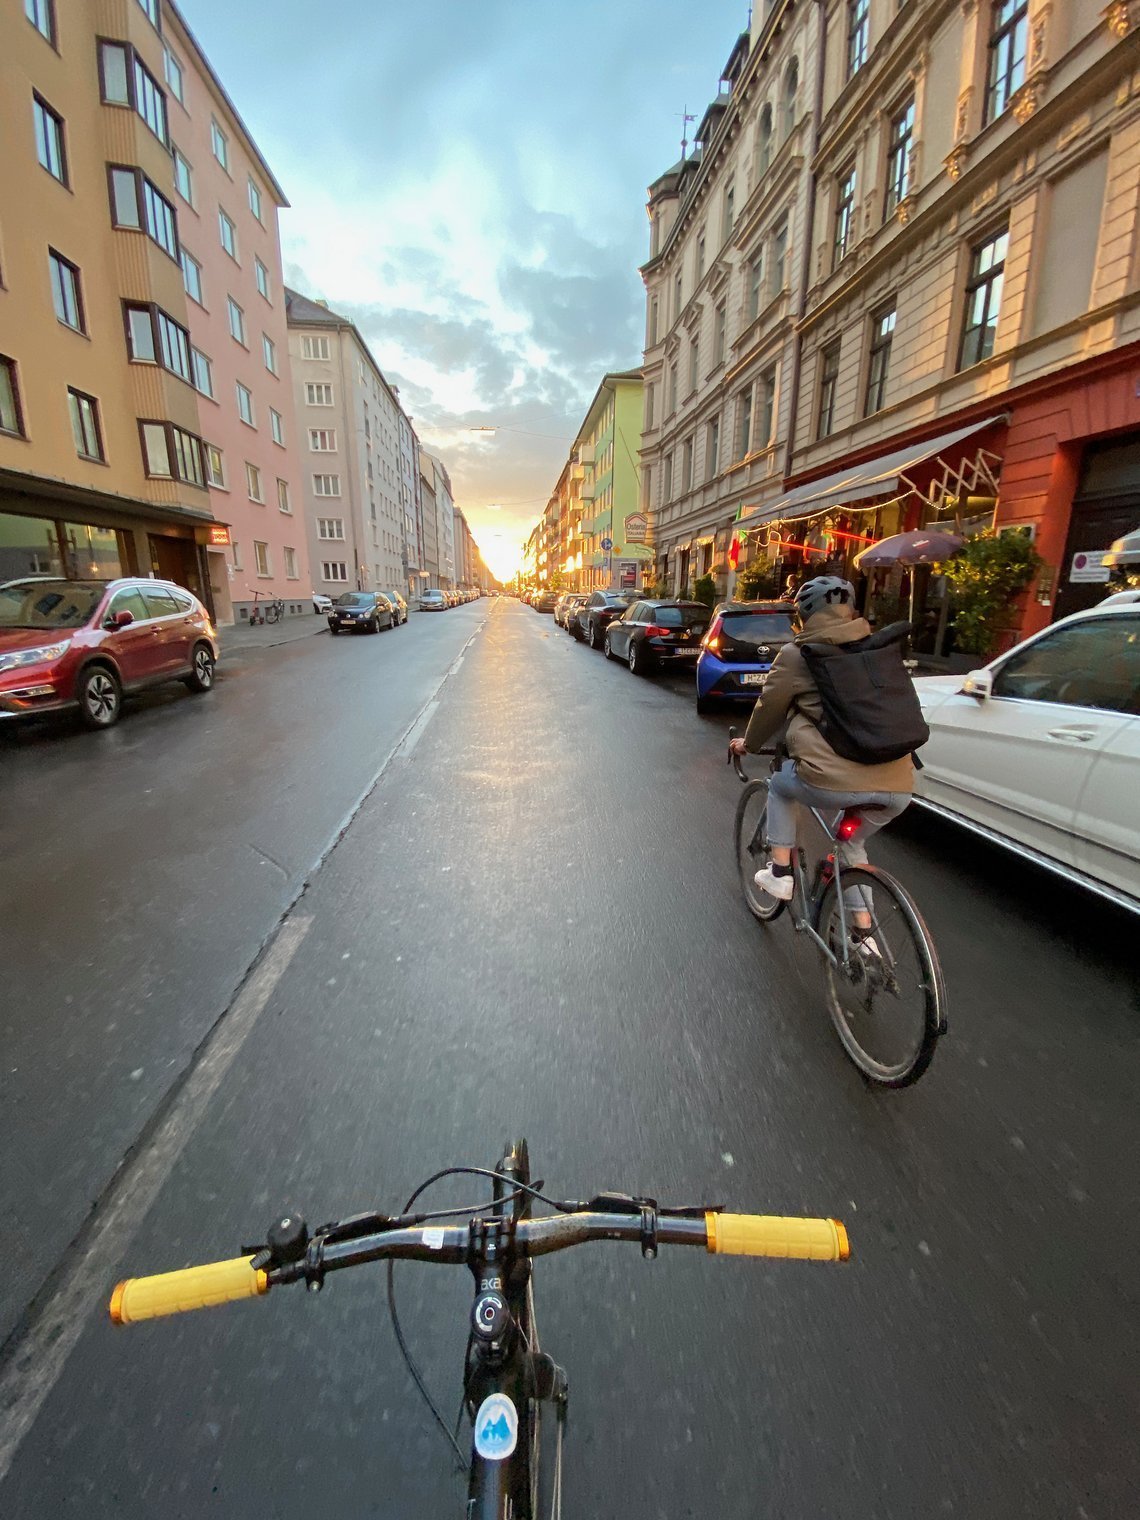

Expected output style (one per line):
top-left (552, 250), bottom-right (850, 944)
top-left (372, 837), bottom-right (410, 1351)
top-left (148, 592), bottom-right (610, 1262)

top-left (162, 2), bottom-right (309, 623)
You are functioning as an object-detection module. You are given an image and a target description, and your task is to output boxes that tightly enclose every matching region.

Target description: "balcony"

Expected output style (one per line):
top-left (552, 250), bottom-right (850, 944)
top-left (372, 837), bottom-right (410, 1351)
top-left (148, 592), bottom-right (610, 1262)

top-left (579, 480), bottom-right (596, 501)
top-left (577, 444), bottom-right (596, 465)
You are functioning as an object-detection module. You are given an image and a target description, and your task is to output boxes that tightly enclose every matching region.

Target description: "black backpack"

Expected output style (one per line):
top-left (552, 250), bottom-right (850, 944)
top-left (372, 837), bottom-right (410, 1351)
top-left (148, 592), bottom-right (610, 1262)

top-left (796, 622), bottom-right (929, 765)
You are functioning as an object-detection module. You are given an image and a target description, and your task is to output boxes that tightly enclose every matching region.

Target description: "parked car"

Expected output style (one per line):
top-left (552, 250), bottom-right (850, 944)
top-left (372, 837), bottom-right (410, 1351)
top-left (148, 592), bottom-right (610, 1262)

top-left (603, 599), bottom-right (710, 675)
top-left (381, 590), bottom-right (409, 624)
top-left (576, 590), bottom-right (639, 648)
top-left (534, 589), bottom-right (559, 613)
top-left (328, 591), bottom-right (393, 634)
top-left (556, 592), bottom-right (588, 629)
top-left (912, 603), bottom-right (1140, 913)
top-left (695, 600), bottom-right (797, 714)
top-left (419, 590), bottom-right (447, 611)
top-left (0, 576), bottom-right (218, 731)
top-left (312, 592), bottom-right (333, 614)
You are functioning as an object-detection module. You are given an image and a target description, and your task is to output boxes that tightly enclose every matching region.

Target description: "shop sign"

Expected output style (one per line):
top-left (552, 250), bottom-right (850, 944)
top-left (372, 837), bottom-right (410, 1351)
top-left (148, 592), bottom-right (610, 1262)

top-left (1068, 550), bottom-right (1110, 584)
top-left (207, 524), bottom-right (231, 546)
top-left (624, 512), bottom-right (648, 543)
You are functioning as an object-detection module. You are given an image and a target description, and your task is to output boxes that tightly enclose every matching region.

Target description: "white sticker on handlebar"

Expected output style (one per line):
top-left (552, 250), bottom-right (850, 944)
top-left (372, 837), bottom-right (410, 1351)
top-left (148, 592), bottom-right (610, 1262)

top-left (474, 1393), bottom-right (518, 1462)
top-left (421, 1227), bottom-right (445, 1250)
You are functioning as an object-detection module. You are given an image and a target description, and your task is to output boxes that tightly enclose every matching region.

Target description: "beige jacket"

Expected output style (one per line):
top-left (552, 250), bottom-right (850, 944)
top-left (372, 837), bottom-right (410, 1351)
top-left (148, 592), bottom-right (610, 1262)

top-left (742, 607), bottom-right (914, 794)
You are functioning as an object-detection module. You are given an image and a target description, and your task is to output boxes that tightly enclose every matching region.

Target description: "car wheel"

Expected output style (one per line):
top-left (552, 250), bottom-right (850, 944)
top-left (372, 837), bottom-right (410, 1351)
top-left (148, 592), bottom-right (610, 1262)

top-left (570, 621), bottom-right (583, 641)
top-left (629, 640), bottom-right (648, 676)
top-left (589, 620), bottom-right (603, 650)
top-left (330, 624), bottom-right (340, 635)
top-left (184, 642), bottom-right (216, 693)
top-left (696, 693), bottom-right (715, 715)
top-left (603, 633), bottom-right (615, 661)
top-left (77, 664), bottom-right (121, 730)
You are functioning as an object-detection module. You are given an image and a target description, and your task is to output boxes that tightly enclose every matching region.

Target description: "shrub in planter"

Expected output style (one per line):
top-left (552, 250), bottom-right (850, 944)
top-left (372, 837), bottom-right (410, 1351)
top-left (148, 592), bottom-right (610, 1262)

top-left (941, 531), bottom-right (1041, 657)
top-left (692, 573), bottom-right (717, 607)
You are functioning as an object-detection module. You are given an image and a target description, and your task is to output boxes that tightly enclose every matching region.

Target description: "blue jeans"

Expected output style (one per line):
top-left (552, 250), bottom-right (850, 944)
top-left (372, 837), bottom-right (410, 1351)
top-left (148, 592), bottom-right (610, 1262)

top-left (766, 761), bottom-right (911, 909)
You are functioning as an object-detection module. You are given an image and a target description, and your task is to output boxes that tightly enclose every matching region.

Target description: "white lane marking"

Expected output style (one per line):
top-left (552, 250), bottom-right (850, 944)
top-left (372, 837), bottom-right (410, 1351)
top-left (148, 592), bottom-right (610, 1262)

top-left (394, 699), bottom-right (439, 759)
top-left (0, 912), bottom-right (312, 1485)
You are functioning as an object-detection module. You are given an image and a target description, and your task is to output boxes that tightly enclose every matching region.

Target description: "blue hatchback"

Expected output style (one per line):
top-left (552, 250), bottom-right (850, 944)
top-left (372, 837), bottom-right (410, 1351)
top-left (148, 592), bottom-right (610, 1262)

top-left (695, 601), bottom-right (796, 714)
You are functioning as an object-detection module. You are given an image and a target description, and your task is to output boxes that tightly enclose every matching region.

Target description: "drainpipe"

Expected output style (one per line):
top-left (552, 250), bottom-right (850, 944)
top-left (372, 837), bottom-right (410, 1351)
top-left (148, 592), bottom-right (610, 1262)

top-left (781, 0), bottom-right (828, 487)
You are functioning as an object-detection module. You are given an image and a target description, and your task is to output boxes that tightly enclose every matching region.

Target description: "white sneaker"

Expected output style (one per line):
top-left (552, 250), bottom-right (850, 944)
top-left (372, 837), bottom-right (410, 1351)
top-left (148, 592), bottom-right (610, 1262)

top-left (753, 864), bottom-right (794, 900)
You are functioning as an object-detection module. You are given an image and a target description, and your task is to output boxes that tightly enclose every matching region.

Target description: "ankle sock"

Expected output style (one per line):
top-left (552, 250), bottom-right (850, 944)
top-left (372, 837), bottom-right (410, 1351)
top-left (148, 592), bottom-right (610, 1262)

top-left (770, 862), bottom-right (792, 877)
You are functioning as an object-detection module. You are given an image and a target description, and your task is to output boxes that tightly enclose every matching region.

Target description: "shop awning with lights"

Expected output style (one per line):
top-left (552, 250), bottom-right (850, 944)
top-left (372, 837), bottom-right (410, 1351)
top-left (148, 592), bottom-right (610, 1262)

top-left (736, 414), bottom-right (1007, 527)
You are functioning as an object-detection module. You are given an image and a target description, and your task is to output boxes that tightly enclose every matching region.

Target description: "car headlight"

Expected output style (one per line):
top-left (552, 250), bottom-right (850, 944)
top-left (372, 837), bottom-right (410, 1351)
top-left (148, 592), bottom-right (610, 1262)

top-left (0, 639), bottom-right (72, 674)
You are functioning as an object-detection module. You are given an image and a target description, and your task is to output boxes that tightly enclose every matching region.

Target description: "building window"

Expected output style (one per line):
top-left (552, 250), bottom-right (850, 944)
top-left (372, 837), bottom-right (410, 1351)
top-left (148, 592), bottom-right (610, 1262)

top-left (255, 258), bottom-right (271, 301)
top-left (705, 416), bottom-right (720, 478)
top-left (262, 334), bottom-right (277, 375)
top-left (984, 1), bottom-right (1028, 125)
top-left (757, 106), bottom-right (773, 178)
top-left (681, 437), bottom-right (694, 492)
top-left (313, 474), bottom-right (341, 497)
top-left (884, 98), bottom-right (915, 218)
top-left (758, 368), bottom-right (777, 448)
top-left (847, 0), bottom-right (869, 79)
top-left (205, 444), bottom-right (225, 487)
top-left (782, 58), bottom-right (799, 138)
top-left (305, 382), bottom-right (334, 406)
top-left (748, 252), bottom-right (764, 321)
top-left (663, 452), bottom-right (673, 500)
top-left (673, 270), bottom-right (683, 322)
top-left (270, 408), bottom-right (284, 445)
top-left (322, 561), bottom-right (348, 581)
top-left (284, 546), bottom-right (298, 579)
top-left (695, 229), bottom-right (706, 285)
top-left (246, 462), bottom-right (263, 502)
top-left (173, 147), bottom-right (193, 205)
top-left (67, 389), bottom-right (104, 461)
top-left (219, 208), bottom-right (238, 260)
top-left (163, 46), bottom-right (184, 104)
top-left (25, 0), bottom-right (55, 46)
top-left (181, 249), bottom-right (203, 305)
top-left (959, 227), bottom-right (1008, 369)
top-left (667, 363), bottom-right (677, 415)
top-left (191, 347), bottom-right (213, 397)
top-left (688, 336), bottom-right (699, 394)
top-left (33, 95), bottom-right (67, 184)
top-left (834, 166), bottom-right (857, 266)
top-left (227, 297), bottom-right (246, 344)
top-left (99, 43), bottom-right (168, 145)
top-left (123, 303), bottom-right (191, 382)
top-left (817, 340), bottom-right (841, 438)
top-left (140, 420), bottom-right (205, 485)
top-left (248, 177), bottom-right (263, 222)
top-left (236, 382), bottom-right (255, 426)
top-left (254, 540), bottom-right (270, 577)
top-left (722, 182), bottom-right (736, 244)
top-left (158, 310), bottom-right (190, 379)
top-left (737, 387), bottom-right (753, 458)
top-left (136, 0), bottom-right (159, 29)
top-left (649, 297), bottom-right (659, 346)
top-left (0, 356), bottom-right (24, 437)
top-left (211, 118), bottom-right (229, 171)
top-left (231, 539), bottom-right (242, 569)
top-left (309, 428), bottom-right (337, 451)
top-left (302, 335), bottom-right (330, 360)
top-left (49, 251), bottom-right (85, 332)
top-left (318, 518), bottom-right (345, 540)
top-left (864, 305), bottom-right (896, 415)
top-left (277, 479), bottom-right (291, 513)
top-left (710, 303), bottom-right (725, 368)
top-left (109, 167), bottom-right (179, 259)
top-left (771, 219), bottom-right (788, 295)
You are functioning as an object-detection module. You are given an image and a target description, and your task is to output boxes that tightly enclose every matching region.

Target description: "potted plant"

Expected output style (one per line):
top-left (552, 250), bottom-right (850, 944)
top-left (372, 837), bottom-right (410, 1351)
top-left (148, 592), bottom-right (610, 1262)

top-left (940, 531), bottom-right (1041, 658)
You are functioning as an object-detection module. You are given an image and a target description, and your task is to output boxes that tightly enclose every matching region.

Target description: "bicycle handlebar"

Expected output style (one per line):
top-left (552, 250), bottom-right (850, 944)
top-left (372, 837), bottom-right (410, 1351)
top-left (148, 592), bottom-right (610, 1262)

top-left (110, 1210), bottom-right (850, 1324)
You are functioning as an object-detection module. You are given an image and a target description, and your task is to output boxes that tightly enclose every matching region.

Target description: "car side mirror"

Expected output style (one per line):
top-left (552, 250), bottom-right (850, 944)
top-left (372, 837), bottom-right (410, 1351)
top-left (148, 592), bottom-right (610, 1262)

top-left (108, 609), bottom-right (134, 629)
top-left (960, 669), bottom-right (992, 700)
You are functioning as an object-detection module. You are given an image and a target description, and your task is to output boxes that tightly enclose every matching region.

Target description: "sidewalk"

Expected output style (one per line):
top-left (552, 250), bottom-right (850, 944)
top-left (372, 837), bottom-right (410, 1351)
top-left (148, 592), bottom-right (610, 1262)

top-left (218, 613), bottom-right (329, 653)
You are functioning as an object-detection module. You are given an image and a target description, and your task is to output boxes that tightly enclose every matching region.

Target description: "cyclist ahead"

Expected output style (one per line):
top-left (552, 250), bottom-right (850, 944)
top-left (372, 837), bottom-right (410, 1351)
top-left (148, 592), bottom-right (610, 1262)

top-left (728, 576), bottom-right (919, 926)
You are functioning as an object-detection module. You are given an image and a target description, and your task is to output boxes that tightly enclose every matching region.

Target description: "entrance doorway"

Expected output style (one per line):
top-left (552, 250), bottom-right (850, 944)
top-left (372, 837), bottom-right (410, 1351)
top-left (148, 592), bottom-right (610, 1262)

top-left (1054, 435), bottom-right (1140, 621)
top-left (148, 533), bottom-right (203, 600)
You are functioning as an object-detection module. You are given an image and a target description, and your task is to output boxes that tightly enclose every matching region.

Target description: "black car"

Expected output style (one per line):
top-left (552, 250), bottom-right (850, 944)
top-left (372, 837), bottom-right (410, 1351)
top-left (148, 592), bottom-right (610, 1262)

top-left (534, 589), bottom-right (559, 613)
top-left (604, 599), bottom-right (710, 675)
top-left (576, 590), bottom-right (639, 648)
top-left (328, 591), bottom-right (394, 635)
top-left (557, 592), bottom-right (588, 631)
top-left (695, 600), bottom-right (796, 712)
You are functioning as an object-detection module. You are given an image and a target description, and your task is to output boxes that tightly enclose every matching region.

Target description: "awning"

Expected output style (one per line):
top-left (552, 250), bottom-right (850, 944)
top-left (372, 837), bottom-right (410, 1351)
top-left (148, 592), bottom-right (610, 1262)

top-left (737, 415), bottom-right (1007, 526)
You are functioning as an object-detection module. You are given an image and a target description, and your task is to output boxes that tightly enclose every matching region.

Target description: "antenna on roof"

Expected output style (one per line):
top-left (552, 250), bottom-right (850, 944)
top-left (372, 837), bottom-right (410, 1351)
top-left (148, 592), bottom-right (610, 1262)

top-left (679, 105), bottom-right (697, 159)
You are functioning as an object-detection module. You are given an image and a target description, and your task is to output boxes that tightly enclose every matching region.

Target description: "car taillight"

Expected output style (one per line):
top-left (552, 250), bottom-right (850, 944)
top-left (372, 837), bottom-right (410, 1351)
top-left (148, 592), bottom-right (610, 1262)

top-left (644, 624), bottom-right (671, 637)
top-left (702, 615), bottom-right (724, 651)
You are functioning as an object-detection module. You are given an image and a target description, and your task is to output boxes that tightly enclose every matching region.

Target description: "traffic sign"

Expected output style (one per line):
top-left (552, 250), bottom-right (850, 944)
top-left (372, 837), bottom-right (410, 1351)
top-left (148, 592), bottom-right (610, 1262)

top-left (600, 537), bottom-right (613, 551)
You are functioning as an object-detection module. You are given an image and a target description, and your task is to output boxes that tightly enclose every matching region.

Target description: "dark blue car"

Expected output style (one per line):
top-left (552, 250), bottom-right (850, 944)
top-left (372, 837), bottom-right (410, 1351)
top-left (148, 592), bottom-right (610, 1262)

top-left (695, 601), bottom-right (796, 714)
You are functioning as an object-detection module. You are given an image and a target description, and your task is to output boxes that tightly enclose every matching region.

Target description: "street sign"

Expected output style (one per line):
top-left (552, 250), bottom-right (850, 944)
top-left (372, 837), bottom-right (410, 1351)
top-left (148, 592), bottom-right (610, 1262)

top-left (600, 536), bottom-right (613, 551)
top-left (1069, 550), bottom-right (1110, 583)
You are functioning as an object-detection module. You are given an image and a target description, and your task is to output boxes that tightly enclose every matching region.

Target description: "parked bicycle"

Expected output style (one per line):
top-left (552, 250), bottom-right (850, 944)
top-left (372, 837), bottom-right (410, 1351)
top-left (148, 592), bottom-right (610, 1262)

top-left (730, 730), bottom-right (946, 1087)
top-left (249, 592), bottom-right (285, 625)
top-left (109, 1139), bottom-right (850, 1518)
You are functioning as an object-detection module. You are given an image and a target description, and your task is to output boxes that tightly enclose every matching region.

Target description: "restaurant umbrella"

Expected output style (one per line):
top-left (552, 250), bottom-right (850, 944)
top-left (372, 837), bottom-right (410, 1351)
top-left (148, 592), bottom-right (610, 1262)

top-left (854, 528), bottom-right (966, 649)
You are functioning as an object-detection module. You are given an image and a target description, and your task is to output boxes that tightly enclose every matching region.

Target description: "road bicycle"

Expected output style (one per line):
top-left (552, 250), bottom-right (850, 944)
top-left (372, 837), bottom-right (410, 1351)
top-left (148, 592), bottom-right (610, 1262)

top-left (250, 592), bottom-right (285, 625)
top-left (730, 732), bottom-right (946, 1087)
top-left (109, 1139), bottom-right (850, 1518)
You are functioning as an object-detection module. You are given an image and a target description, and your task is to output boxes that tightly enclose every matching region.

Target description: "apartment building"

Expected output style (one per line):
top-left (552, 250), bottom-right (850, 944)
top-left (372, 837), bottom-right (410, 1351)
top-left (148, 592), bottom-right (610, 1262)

top-left (285, 288), bottom-right (409, 603)
top-left (574, 370), bottom-right (648, 590)
top-left (397, 407), bottom-right (425, 602)
top-left (0, 0), bottom-right (309, 622)
top-left (419, 448), bottom-right (440, 585)
top-left (421, 449), bottom-right (456, 589)
top-left (641, 9), bottom-right (820, 599)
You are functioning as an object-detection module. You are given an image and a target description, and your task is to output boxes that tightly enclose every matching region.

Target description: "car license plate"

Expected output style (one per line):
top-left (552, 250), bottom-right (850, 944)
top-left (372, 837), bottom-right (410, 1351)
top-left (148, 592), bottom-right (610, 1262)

top-left (741, 673), bottom-right (767, 686)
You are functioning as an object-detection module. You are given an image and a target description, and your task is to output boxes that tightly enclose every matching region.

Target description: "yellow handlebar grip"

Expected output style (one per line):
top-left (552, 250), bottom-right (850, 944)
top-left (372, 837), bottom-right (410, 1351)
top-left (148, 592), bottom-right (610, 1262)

top-left (706, 1213), bottom-right (850, 1261)
top-left (109, 1256), bottom-right (269, 1325)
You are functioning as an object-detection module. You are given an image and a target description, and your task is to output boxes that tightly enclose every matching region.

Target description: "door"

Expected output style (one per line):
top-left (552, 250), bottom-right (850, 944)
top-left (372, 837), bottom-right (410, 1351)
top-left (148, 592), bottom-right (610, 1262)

top-left (1054, 435), bottom-right (1140, 622)
top-left (610, 603), bottom-right (642, 657)
top-left (1069, 614), bottom-right (1140, 900)
top-left (102, 587), bottom-right (158, 687)
top-left (139, 586), bottom-right (185, 675)
top-left (920, 617), bottom-right (1129, 869)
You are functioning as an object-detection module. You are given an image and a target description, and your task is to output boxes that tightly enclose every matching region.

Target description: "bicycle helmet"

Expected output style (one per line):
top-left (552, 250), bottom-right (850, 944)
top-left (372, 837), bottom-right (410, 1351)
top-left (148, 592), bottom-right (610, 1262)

top-left (793, 576), bottom-right (855, 622)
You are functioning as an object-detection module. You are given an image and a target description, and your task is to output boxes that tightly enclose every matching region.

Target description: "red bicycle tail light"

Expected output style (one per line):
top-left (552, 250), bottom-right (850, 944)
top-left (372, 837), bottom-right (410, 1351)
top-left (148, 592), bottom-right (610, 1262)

top-left (837, 815), bottom-right (861, 842)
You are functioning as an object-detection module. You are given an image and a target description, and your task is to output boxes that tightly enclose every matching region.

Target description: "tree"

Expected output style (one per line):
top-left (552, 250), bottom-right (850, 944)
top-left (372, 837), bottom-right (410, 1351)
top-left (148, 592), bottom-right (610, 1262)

top-left (693, 573), bottom-right (717, 607)
top-left (736, 560), bottom-right (782, 600)
top-left (941, 531), bottom-right (1041, 657)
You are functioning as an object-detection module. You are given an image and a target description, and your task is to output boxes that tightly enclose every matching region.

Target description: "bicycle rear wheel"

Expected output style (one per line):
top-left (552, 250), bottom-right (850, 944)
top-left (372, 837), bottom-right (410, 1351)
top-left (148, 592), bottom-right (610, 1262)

top-left (814, 865), bottom-right (945, 1087)
top-left (734, 779), bottom-right (786, 922)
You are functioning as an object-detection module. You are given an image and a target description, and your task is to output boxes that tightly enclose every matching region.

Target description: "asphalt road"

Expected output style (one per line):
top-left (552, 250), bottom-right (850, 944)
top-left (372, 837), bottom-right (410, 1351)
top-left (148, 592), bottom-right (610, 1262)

top-left (1, 599), bottom-right (1136, 1518)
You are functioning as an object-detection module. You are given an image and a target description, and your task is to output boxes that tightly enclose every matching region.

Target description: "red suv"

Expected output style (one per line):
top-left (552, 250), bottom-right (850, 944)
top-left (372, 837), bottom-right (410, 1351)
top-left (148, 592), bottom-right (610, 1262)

top-left (0, 577), bottom-right (219, 730)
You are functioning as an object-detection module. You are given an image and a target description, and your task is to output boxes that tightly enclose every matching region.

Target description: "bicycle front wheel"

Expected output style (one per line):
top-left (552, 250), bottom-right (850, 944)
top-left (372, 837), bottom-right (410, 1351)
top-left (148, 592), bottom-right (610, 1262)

top-left (814, 865), bottom-right (945, 1087)
top-left (734, 779), bottom-right (786, 922)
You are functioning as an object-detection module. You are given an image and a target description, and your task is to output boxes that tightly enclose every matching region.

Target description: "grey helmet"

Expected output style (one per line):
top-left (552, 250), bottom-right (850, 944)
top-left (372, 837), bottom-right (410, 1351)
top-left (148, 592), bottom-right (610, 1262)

top-left (793, 576), bottom-right (855, 622)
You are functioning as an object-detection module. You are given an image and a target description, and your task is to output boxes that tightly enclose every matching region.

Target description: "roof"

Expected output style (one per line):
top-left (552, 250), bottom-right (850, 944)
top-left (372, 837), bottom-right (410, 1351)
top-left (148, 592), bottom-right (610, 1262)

top-left (284, 287), bottom-right (409, 421)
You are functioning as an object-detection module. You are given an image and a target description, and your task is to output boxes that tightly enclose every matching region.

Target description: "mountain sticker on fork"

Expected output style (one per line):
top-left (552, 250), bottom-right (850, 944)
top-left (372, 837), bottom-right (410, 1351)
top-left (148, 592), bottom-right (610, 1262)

top-left (474, 1393), bottom-right (518, 1461)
